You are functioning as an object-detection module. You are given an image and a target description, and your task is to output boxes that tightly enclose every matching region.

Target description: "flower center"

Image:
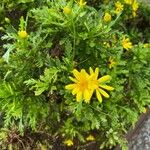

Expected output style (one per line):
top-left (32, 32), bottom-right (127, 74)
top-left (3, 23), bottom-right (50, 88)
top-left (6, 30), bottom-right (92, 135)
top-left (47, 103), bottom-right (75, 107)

top-left (79, 79), bottom-right (88, 91)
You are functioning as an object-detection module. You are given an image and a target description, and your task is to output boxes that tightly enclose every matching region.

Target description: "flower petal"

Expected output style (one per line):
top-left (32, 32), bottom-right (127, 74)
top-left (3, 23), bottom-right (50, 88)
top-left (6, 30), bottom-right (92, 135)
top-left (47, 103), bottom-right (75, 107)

top-left (72, 87), bottom-right (79, 95)
top-left (99, 85), bottom-right (114, 91)
top-left (81, 69), bottom-right (89, 78)
top-left (83, 89), bottom-right (93, 103)
top-left (99, 88), bottom-right (110, 98)
top-left (96, 89), bottom-right (102, 103)
top-left (86, 135), bottom-right (95, 141)
top-left (89, 67), bottom-right (99, 79)
top-left (69, 77), bottom-right (78, 83)
top-left (76, 91), bottom-right (82, 102)
top-left (72, 69), bottom-right (81, 80)
top-left (89, 67), bottom-right (94, 74)
top-left (64, 139), bottom-right (73, 146)
top-left (65, 84), bottom-right (76, 90)
top-left (88, 82), bottom-right (98, 89)
top-left (94, 68), bottom-right (99, 79)
top-left (98, 75), bottom-right (111, 83)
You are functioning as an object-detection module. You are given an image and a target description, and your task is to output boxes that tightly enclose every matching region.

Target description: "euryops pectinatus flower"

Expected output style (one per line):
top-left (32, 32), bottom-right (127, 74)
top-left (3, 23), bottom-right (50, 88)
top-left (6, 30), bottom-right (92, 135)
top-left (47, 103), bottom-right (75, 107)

top-left (122, 37), bottom-right (133, 50)
top-left (115, 1), bottom-right (124, 14)
top-left (103, 12), bottom-right (112, 22)
top-left (65, 68), bottom-right (114, 103)
top-left (65, 69), bottom-right (93, 103)
top-left (89, 67), bottom-right (114, 103)
top-left (77, 0), bottom-right (87, 8)
top-left (64, 139), bottom-right (73, 146)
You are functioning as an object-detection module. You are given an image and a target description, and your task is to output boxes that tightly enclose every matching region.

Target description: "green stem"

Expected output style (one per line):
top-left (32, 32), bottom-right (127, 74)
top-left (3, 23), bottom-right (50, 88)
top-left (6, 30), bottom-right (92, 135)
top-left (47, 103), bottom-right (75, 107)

top-left (72, 19), bottom-right (76, 60)
top-left (89, 104), bottom-right (111, 117)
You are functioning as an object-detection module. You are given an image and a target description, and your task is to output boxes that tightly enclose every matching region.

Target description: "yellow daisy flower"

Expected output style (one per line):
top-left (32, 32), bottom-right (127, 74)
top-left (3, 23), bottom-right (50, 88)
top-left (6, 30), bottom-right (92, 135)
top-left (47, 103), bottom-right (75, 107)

top-left (122, 37), bottom-right (133, 50)
top-left (124, 0), bottom-right (132, 5)
top-left (132, 0), bottom-right (139, 11)
top-left (65, 69), bottom-right (93, 103)
top-left (132, 1), bottom-right (139, 17)
top-left (64, 139), bottom-right (73, 146)
top-left (108, 57), bottom-right (116, 69)
top-left (86, 134), bottom-right (95, 141)
top-left (65, 68), bottom-right (114, 103)
top-left (103, 12), bottom-right (112, 22)
top-left (115, 1), bottom-right (124, 14)
top-left (89, 68), bottom-right (114, 103)
top-left (18, 30), bottom-right (28, 39)
top-left (77, 0), bottom-right (87, 8)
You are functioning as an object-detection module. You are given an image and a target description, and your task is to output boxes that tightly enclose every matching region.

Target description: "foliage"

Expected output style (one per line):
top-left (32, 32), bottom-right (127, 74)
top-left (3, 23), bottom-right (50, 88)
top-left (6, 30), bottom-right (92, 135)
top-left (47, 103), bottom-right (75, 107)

top-left (0, 0), bottom-right (150, 149)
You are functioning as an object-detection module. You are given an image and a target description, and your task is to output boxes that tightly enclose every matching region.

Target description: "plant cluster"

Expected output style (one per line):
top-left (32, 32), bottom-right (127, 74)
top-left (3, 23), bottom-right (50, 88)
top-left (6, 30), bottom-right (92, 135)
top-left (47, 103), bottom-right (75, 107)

top-left (0, 0), bottom-right (150, 149)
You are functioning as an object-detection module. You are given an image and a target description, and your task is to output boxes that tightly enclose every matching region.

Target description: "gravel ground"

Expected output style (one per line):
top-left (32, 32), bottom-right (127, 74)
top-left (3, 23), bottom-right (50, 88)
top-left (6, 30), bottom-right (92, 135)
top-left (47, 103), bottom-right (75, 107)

top-left (128, 115), bottom-right (150, 150)
top-left (114, 109), bottom-right (150, 150)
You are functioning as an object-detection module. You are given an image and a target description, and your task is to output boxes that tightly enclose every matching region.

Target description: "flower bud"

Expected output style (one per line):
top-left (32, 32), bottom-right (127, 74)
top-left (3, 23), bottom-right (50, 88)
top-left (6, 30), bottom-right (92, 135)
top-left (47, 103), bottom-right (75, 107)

top-left (103, 13), bottom-right (111, 22)
top-left (5, 17), bottom-right (10, 23)
top-left (63, 7), bottom-right (72, 14)
top-left (18, 30), bottom-right (28, 39)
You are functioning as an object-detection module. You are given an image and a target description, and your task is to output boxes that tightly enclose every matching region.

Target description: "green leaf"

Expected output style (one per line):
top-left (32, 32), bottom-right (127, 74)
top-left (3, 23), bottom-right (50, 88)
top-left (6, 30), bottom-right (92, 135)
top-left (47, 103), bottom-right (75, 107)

top-left (25, 67), bottom-right (59, 95)
top-left (3, 44), bottom-right (16, 63)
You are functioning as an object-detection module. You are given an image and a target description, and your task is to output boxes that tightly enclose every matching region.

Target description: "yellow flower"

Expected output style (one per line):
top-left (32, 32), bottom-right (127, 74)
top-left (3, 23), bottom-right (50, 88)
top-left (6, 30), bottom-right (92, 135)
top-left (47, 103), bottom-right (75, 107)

top-left (108, 57), bottom-right (116, 69)
top-left (64, 139), bottom-right (73, 146)
top-left (122, 37), bottom-right (133, 50)
top-left (18, 30), bottom-right (28, 39)
top-left (115, 1), bottom-right (124, 14)
top-left (63, 6), bottom-right (72, 14)
top-left (124, 0), bottom-right (132, 5)
top-left (89, 68), bottom-right (114, 103)
top-left (86, 135), bottom-right (95, 141)
top-left (65, 68), bottom-right (114, 103)
top-left (103, 12), bottom-right (112, 22)
top-left (65, 69), bottom-right (93, 103)
top-left (124, 0), bottom-right (138, 17)
top-left (77, 0), bottom-right (87, 8)
top-left (132, 0), bottom-right (139, 11)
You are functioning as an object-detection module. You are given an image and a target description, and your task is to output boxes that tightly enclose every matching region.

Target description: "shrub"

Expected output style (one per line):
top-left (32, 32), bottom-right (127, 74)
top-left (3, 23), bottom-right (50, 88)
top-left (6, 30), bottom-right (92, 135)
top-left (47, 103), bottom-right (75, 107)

top-left (0, 0), bottom-right (150, 149)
